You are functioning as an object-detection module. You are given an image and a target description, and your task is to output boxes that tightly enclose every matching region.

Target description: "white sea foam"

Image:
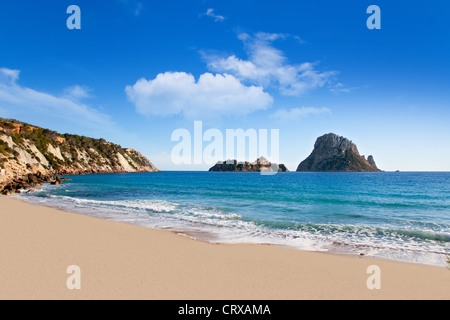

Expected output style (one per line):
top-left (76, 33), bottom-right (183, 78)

top-left (14, 191), bottom-right (450, 267)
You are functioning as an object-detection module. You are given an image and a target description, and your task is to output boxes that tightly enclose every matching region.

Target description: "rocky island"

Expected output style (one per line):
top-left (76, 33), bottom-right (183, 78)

top-left (209, 157), bottom-right (289, 172)
top-left (0, 119), bottom-right (159, 195)
top-left (297, 133), bottom-right (381, 172)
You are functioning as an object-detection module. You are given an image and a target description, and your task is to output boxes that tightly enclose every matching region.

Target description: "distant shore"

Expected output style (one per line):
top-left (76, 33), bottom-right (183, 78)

top-left (0, 196), bottom-right (448, 300)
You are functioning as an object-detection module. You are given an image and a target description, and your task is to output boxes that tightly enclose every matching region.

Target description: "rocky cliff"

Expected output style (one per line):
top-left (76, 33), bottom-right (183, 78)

top-left (209, 157), bottom-right (289, 172)
top-left (297, 133), bottom-right (381, 172)
top-left (0, 119), bottom-right (159, 194)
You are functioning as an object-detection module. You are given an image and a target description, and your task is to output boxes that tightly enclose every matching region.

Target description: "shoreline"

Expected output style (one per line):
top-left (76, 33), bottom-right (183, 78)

top-left (1, 196), bottom-right (449, 300)
top-left (13, 183), bottom-right (448, 269)
top-left (0, 171), bottom-right (160, 196)
top-left (12, 194), bottom-right (449, 270)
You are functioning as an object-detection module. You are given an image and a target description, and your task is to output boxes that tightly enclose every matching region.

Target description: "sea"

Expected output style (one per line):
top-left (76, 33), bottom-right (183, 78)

top-left (14, 171), bottom-right (450, 267)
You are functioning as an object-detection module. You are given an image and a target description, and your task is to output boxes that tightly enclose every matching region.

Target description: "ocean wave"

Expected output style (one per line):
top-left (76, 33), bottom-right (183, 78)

top-left (14, 189), bottom-right (450, 267)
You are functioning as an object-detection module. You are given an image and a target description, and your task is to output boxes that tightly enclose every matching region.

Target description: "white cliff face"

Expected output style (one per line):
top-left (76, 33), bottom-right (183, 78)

top-left (0, 134), bottom-right (14, 148)
top-left (47, 144), bottom-right (65, 161)
top-left (1, 133), bottom-right (48, 179)
top-left (117, 152), bottom-right (135, 172)
top-left (28, 144), bottom-right (50, 167)
top-left (0, 120), bottom-right (160, 185)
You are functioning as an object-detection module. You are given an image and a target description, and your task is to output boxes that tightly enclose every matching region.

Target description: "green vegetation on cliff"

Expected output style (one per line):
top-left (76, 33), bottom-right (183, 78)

top-left (0, 118), bottom-right (159, 176)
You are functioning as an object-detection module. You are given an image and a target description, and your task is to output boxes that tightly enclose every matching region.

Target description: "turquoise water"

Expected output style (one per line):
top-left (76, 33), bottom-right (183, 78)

top-left (16, 172), bottom-right (450, 266)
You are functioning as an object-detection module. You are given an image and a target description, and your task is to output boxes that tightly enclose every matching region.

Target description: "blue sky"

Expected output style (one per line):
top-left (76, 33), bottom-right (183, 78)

top-left (0, 0), bottom-right (449, 171)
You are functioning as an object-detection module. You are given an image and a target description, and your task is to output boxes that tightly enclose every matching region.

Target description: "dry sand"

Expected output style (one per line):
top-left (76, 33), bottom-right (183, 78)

top-left (0, 196), bottom-right (448, 300)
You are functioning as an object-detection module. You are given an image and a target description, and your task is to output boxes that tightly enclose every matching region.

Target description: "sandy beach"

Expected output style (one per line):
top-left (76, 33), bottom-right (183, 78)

top-left (0, 196), bottom-right (448, 300)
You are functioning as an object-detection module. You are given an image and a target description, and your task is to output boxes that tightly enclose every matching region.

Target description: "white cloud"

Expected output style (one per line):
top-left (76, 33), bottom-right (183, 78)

top-left (125, 72), bottom-right (273, 119)
top-left (0, 68), bottom-right (20, 84)
top-left (204, 8), bottom-right (226, 22)
top-left (272, 107), bottom-right (331, 121)
top-left (64, 85), bottom-right (93, 100)
top-left (329, 82), bottom-right (357, 94)
top-left (205, 32), bottom-right (336, 96)
top-left (126, 32), bottom-right (340, 121)
top-left (0, 68), bottom-right (112, 128)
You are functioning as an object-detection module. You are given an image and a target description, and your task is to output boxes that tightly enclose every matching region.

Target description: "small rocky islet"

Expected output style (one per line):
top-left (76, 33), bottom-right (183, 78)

top-left (297, 133), bottom-right (381, 172)
top-left (210, 133), bottom-right (381, 173)
top-left (209, 157), bottom-right (289, 172)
